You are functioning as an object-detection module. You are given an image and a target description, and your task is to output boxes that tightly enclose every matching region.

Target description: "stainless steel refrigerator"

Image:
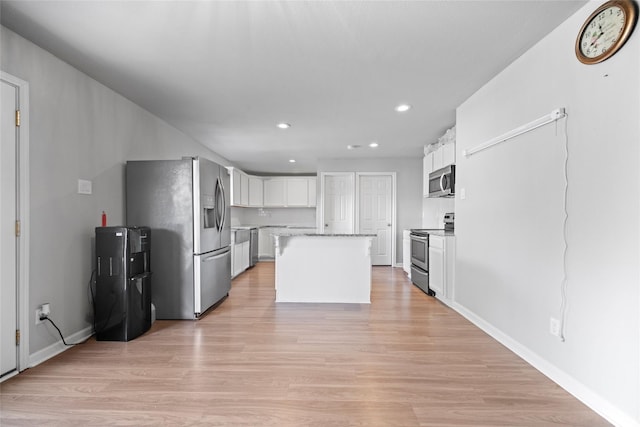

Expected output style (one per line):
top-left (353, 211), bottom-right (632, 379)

top-left (126, 157), bottom-right (231, 319)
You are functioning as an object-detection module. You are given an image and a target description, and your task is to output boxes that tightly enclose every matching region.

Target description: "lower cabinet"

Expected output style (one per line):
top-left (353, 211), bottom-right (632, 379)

top-left (232, 241), bottom-right (250, 277)
top-left (402, 230), bottom-right (411, 275)
top-left (428, 235), bottom-right (455, 303)
top-left (231, 229), bottom-right (251, 278)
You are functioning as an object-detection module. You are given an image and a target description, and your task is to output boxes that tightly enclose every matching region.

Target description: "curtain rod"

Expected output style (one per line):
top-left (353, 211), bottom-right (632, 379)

top-left (463, 108), bottom-right (566, 158)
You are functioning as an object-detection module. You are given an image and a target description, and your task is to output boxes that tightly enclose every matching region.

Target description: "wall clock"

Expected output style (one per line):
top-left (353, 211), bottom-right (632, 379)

top-left (575, 0), bottom-right (637, 64)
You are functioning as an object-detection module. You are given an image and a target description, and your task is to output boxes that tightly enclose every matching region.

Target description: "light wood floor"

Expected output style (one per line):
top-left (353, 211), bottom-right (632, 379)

top-left (1, 263), bottom-right (609, 426)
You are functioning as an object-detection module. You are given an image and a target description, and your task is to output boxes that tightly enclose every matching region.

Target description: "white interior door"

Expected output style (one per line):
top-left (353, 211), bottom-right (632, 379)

top-left (358, 174), bottom-right (393, 265)
top-left (322, 173), bottom-right (354, 234)
top-left (1, 79), bottom-right (18, 377)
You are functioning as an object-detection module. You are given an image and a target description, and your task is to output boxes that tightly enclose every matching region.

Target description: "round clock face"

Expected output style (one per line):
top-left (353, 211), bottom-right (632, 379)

top-left (579, 5), bottom-right (626, 58)
top-left (576, 0), bottom-right (637, 64)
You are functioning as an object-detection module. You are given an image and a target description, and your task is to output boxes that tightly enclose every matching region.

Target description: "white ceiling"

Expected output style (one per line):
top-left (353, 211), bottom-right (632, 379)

top-left (1, 0), bottom-right (587, 174)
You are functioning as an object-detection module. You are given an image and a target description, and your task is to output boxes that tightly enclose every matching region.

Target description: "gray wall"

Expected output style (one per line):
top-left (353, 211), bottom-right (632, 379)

top-left (317, 157), bottom-right (423, 265)
top-left (454, 3), bottom-right (639, 424)
top-left (1, 26), bottom-right (230, 356)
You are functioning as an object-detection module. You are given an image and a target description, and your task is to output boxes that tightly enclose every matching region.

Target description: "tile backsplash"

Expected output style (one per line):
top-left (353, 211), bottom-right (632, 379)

top-left (422, 197), bottom-right (455, 229)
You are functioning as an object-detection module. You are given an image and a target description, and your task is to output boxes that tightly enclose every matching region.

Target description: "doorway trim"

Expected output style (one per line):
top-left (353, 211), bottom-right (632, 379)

top-left (1, 71), bottom-right (30, 377)
top-left (319, 171), bottom-right (397, 266)
top-left (355, 172), bottom-right (396, 266)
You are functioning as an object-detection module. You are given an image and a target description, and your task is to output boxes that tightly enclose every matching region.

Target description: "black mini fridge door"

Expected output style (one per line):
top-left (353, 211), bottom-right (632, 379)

top-left (95, 226), bottom-right (152, 341)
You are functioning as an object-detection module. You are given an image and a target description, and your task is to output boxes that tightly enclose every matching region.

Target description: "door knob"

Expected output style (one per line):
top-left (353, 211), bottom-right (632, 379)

top-left (325, 224), bottom-right (329, 227)
top-left (387, 223), bottom-right (392, 227)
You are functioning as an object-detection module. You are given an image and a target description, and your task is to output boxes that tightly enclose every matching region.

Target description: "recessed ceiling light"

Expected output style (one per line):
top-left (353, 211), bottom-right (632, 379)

top-left (395, 104), bottom-right (411, 113)
top-left (289, 159), bottom-right (296, 163)
top-left (277, 123), bottom-right (291, 129)
top-left (369, 142), bottom-right (379, 148)
top-left (347, 144), bottom-right (362, 150)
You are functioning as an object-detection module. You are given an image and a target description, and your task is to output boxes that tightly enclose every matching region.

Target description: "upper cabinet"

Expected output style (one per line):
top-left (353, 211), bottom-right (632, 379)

top-left (230, 167), bottom-right (243, 206)
top-left (264, 177), bottom-right (316, 207)
top-left (229, 167), bottom-right (316, 208)
top-left (240, 173), bottom-right (249, 206)
top-left (432, 142), bottom-right (455, 171)
top-left (263, 178), bottom-right (286, 206)
top-left (229, 167), bottom-right (255, 207)
top-left (248, 176), bottom-right (264, 207)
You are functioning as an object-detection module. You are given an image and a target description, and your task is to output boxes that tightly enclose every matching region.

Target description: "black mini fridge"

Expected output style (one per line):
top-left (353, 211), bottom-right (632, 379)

top-left (95, 226), bottom-right (151, 341)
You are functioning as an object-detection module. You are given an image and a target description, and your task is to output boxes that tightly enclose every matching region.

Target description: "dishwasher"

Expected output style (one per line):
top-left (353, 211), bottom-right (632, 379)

top-left (249, 227), bottom-right (258, 267)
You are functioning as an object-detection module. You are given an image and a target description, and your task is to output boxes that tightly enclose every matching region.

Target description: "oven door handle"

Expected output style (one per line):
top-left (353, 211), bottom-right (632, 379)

top-left (410, 235), bottom-right (428, 241)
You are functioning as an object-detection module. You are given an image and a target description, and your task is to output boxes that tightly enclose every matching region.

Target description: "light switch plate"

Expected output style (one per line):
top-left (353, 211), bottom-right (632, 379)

top-left (78, 179), bottom-right (92, 195)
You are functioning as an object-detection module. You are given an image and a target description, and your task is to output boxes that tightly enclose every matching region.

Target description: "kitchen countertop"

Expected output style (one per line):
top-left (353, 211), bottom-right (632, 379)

top-left (425, 230), bottom-right (455, 237)
top-left (410, 228), bottom-right (455, 237)
top-left (274, 233), bottom-right (376, 237)
top-left (235, 225), bottom-right (316, 230)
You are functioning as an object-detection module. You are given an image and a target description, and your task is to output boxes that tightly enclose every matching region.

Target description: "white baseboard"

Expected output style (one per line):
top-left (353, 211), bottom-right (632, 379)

top-left (0, 370), bottom-right (19, 383)
top-left (450, 302), bottom-right (639, 427)
top-left (29, 326), bottom-right (94, 368)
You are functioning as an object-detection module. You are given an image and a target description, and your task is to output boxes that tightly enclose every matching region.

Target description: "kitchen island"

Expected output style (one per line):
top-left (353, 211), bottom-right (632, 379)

top-left (273, 233), bottom-right (375, 303)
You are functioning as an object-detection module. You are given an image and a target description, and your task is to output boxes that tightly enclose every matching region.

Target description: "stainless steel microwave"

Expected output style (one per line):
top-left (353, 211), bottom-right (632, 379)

top-left (428, 164), bottom-right (455, 197)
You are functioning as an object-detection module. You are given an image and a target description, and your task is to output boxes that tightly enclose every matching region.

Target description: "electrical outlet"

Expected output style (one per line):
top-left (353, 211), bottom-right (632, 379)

top-left (549, 317), bottom-right (561, 337)
top-left (77, 179), bottom-right (92, 195)
top-left (35, 303), bottom-right (51, 325)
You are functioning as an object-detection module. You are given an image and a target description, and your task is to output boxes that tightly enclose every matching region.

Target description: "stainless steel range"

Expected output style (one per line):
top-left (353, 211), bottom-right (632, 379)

top-left (409, 229), bottom-right (435, 296)
top-left (409, 213), bottom-right (454, 296)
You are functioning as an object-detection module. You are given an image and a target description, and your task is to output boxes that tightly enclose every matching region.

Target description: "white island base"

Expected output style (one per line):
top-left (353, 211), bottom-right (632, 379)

top-left (274, 234), bottom-right (374, 303)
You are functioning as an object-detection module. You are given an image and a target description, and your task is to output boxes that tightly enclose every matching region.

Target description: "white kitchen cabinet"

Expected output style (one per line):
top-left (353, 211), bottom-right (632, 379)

top-left (308, 178), bottom-right (317, 207)
top-left (423, 142), bottom-right (455, 197)
top-left (231, 241), bottom-right (239, 276)
top-left (232, 242), bottom-right (242, 276)
top-left (430, 142), bottom-right (455, 171)
top-left (231, 229), bottom-right (251, 277)
top-left (264, 177), bottom-right (316, 207)
top-left (241, 241), bottom-right (250, 271)
top-left (229, 167), bottom-right (251, 207)
top-left (248, 177), bottom-right (263, 207)
top-left (441, 143), bottom-right (455, 167)
top-left (402, 230), bottom-right (411, 275)
top-left (231, 232), bottom-right (238, 277)
top-left (287, 178), bottom-right (310, 206)
top-left (428, 236), bottom-right (445, 296)
top-left (230, 168), bottom-right (242, 206)
top-left (263, 178), bottom-right (287, 206)
top-left (233, 241), bottom-right (250, 277)
top-left (229, 168), bottom-right (264, 207)
top-left (428, 235), bottom-right (455, 304)
top-left (240, 173), bottom-right (249, 206)
top-left (230, 171), bottom-right (317, 208)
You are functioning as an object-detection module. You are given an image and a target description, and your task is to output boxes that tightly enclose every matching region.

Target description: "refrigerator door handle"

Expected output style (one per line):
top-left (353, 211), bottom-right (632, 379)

top-left (216, 176), bottom-right (226, 232)
top-left (203, 252), bottom-right (228, 262)
top-left (220, 181), bottom-right (226, 232)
